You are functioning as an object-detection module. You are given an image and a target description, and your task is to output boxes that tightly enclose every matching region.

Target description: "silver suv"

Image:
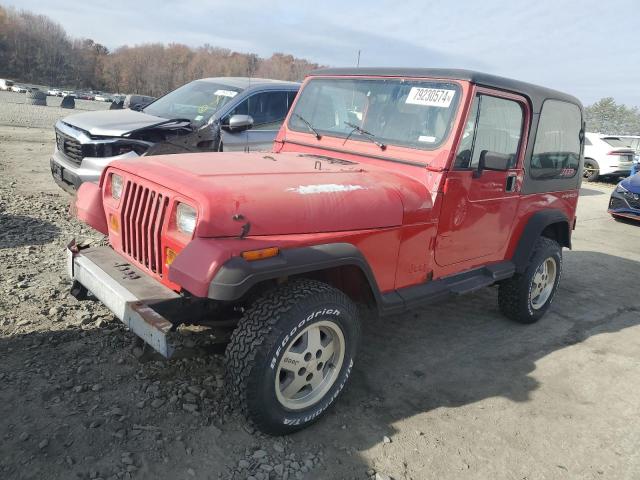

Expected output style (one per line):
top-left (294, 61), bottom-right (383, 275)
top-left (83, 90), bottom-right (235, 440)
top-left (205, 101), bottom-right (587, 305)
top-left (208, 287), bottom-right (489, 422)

top-left (50, 77), bottom-right (299, 193)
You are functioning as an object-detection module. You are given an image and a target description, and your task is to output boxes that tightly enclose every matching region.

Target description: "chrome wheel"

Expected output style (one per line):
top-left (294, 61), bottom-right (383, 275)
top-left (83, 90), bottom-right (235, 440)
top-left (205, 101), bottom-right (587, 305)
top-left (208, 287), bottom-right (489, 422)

top-left (530, 257), bottom-right (557, 310)
top-left (275, 320), bottom-right (345, 410)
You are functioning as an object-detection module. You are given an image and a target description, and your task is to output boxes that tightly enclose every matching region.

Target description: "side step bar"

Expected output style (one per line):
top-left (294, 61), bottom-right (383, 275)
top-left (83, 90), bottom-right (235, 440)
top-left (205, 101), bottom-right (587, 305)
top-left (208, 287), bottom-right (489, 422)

top-left (379, 261), bottom-right (515, 315)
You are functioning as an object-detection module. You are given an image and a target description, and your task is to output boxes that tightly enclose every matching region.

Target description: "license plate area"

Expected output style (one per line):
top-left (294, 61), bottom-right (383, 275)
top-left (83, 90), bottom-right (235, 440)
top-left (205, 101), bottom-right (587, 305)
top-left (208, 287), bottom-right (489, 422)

top-left (51, 162), bottom-right (63, 181)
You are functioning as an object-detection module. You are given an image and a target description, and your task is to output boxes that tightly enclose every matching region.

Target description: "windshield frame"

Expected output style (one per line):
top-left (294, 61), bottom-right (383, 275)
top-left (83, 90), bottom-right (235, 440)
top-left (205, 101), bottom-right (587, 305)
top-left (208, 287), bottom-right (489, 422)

top-left (287, 76), bottom-right (463, 154)
top-left (142, 80), bottom-right (244, 126)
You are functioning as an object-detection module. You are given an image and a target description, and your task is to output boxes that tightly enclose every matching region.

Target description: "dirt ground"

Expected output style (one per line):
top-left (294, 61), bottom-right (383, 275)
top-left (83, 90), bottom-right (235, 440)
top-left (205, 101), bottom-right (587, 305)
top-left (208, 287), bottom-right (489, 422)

top-left (1, 102), bottom-right (639, 480)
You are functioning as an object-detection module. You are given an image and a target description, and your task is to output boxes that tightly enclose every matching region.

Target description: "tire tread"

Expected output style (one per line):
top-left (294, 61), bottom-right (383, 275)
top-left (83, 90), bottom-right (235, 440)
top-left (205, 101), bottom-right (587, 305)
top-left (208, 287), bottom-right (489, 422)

top-left (225, 279), bottom-right (357, 433)
top-left (498, 236), bottom-right (561, 324)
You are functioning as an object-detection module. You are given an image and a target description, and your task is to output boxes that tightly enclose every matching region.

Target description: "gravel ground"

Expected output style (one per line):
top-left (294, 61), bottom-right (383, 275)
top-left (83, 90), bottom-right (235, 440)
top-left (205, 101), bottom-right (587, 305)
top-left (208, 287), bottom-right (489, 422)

top-left (0, 91), bottom-right (110, 129)
top-left (1, 98), bottom-right (640, 480)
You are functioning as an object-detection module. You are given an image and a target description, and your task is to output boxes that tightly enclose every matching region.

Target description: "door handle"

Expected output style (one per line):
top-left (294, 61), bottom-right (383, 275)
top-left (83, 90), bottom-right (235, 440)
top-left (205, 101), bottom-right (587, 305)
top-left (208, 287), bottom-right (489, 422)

top-left (506, 173), bottom-right (518, 192)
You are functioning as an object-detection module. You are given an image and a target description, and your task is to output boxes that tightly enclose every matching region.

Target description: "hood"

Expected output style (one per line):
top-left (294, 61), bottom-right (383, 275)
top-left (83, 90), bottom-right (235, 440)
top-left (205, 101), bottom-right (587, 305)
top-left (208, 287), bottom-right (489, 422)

top-left (62, 109), bottom-right (169, 137)
top-left (621, 173), bottom-right (640, 193)
top-left (109, 152), bottom-right (429, 237)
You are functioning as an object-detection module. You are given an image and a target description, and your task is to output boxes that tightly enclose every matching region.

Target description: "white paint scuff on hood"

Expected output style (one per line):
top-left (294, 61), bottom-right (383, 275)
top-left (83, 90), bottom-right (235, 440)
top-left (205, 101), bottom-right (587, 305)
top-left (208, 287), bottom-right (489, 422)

top-left (287, 184), bottom-right (365, 195)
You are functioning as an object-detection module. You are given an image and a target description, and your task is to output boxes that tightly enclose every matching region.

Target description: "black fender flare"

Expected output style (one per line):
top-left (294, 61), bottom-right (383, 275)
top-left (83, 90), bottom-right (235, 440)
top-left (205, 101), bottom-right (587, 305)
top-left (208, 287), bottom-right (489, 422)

top-left (511, 209), bottom-right (571, 272)
top-left (207, 242), bottom-right (382, 302)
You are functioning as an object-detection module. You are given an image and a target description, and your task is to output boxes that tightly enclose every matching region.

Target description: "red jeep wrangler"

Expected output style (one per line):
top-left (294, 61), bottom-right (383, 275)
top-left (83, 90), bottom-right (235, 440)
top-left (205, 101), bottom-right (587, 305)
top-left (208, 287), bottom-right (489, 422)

top-left (68, 68), bottom-right (584, 434)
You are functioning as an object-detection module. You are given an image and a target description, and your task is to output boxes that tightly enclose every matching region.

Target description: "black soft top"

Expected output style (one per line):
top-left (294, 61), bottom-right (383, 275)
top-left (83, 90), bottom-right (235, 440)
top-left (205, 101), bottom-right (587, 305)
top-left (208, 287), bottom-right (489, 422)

top-left (310, 68), bottom-right (582, 113)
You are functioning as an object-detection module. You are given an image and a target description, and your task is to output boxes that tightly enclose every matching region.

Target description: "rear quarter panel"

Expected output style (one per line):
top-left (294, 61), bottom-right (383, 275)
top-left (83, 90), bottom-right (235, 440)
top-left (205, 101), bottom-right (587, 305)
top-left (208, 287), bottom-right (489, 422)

top-left (504, 189), bottom-right (579, 260)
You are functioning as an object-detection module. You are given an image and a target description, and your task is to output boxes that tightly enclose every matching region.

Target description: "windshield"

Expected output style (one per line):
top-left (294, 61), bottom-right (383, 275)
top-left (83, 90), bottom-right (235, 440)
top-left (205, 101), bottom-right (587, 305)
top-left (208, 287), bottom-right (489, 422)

top-left (143, 80), bottom-right (242, 124)
top-left (288, 77), bottom-right (461, 150)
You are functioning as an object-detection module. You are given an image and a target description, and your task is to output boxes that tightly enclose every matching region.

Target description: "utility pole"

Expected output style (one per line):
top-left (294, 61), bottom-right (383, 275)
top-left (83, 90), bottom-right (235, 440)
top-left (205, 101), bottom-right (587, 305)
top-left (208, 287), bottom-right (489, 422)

top-left (356, 50), bottom-right (361, 68)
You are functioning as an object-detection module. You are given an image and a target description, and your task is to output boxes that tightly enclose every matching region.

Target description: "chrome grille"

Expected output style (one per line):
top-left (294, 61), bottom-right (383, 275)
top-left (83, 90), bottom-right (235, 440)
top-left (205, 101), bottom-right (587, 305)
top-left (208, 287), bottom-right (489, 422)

top-left (55, 128), bottom-right (83, 165)
top-left (120, 180), bottom-right (170, 276)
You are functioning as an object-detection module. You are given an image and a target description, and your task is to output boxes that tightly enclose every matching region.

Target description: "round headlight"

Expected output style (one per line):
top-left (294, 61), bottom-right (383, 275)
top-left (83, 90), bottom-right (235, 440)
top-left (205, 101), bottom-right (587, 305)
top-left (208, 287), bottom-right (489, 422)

top-left (176, 203), bottom-right (197, 234)
top-left (111, 173), bottom-right (123, 199)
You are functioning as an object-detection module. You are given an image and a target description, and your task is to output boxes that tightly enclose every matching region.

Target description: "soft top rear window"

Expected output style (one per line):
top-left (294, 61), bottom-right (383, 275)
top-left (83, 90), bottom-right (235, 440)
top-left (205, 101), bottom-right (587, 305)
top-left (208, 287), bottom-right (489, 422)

top-left (530, 100), bottom-right (582, 180)
top-left (288, 77), bottom-right (461, 151)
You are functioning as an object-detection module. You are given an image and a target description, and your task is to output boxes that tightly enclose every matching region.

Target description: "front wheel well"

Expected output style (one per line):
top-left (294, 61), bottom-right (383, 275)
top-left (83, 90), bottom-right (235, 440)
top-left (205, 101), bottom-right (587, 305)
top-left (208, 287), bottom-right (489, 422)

top-left (292, 265), bottom-right (377, 308)
top-left (238, 265), bottom-right (378, 311)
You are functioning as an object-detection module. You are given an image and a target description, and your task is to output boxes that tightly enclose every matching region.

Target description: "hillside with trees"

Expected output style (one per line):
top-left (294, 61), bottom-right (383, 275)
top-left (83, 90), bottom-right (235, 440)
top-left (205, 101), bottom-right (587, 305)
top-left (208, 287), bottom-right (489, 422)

top-left (0, 5), bottom-right (321, 97)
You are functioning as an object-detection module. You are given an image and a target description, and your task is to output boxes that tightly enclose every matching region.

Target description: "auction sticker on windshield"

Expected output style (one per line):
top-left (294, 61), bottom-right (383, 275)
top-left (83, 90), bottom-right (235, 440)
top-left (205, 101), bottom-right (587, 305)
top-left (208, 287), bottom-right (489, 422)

top-left (214, 89), bottom-right (238, 98)
top-left (406, 87), bottom-right (455, 108)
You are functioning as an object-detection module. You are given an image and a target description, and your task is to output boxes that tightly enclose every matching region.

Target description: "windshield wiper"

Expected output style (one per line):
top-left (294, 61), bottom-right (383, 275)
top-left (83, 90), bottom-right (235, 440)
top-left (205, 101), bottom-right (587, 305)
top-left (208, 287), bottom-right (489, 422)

top-left (294, 114), bottom-right (321, 140)
top-left (343, 121), bottom-right (386, 150)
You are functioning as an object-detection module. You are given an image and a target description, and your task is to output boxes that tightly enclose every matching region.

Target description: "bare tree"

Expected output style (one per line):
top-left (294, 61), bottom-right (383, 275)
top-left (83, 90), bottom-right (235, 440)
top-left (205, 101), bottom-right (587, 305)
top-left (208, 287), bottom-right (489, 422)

top-left (0, 5), bottom-right (322, 95)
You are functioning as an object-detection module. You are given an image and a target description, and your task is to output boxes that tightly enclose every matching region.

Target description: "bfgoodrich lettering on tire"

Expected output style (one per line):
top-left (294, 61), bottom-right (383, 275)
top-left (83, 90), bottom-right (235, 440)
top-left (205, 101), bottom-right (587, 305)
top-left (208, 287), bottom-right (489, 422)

top-left (225, 279), bottom-right (360, 435)
top-left (498, 236), bottom-right (562, 324)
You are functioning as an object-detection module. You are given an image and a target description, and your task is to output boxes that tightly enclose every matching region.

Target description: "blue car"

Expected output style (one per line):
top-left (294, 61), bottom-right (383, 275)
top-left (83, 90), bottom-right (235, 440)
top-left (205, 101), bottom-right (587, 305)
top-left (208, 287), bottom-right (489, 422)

top-left (609, 172), bottom-right (640, 220)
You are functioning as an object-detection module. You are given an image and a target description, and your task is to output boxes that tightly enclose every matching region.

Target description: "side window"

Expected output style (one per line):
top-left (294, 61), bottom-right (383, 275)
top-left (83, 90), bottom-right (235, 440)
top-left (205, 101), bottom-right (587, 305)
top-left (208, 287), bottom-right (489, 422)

top-left (453, 97), bottom-right (479, 168)
top-left (225, 91), bottom-right (289, 130)
top-left (227, 97), bottom-right (248, 117)
top-left (250, 91), bottom-right (289, 130)
top-left (454, 94), bottom-right (524, 169)
top-left (530, 100), bottom-right (582, 180)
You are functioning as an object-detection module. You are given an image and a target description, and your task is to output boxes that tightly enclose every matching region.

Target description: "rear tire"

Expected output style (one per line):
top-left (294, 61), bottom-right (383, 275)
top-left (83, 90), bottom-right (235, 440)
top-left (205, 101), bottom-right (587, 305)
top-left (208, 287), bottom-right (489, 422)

top-left (498, 237), bottom-right (562, 324)
top-left (225, 279), bottom-right (360, 435)
top-left (583, 158), bottom-right (600, 182)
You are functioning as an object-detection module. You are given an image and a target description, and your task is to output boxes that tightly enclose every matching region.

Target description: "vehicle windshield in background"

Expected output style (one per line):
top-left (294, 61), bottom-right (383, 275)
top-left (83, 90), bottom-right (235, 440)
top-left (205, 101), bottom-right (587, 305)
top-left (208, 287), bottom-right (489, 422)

top-left (288, 78), bottom-right (461, 150)
top-left (143, 81), bottom-right (242, 125)
top-left (602, 137), bottom-right (633, 148)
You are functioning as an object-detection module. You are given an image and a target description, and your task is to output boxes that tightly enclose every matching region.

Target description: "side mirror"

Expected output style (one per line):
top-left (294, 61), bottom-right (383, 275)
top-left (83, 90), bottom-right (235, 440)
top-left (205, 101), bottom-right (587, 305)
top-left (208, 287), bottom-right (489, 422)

top-left (223, 114), bottom-right (254, 132)
top-left (475, 150), bottom-right (511, 177)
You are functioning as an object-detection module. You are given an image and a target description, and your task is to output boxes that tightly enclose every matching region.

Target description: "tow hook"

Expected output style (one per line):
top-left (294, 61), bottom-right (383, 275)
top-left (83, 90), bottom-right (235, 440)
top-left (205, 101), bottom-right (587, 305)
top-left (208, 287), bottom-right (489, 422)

top-left (67, 238), bottom-right (90, 299)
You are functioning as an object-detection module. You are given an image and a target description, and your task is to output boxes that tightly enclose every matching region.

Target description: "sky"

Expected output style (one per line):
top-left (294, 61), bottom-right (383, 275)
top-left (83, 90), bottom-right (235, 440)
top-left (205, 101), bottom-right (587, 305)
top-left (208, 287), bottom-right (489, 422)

top-left (4, 0), bottom-right (639, 106)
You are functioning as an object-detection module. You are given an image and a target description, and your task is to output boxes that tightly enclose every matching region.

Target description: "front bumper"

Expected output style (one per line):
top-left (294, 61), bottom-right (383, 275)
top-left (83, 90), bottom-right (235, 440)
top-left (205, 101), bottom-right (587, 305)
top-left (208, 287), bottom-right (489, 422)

top-left (66, 241), bottom-right (180, 357)
top-left (50, 148), bottom-right (139, 193)
top-left (50, 156), bottom-right (82, 193)
top-left (608, 189), bottom-right (640, 220)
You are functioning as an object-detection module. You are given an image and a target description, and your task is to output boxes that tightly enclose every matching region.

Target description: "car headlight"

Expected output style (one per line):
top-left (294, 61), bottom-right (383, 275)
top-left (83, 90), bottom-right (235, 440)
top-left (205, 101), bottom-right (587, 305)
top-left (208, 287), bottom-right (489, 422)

top-left (615, 183), bottom-right (629, 194)
top-left (111, 173), bottom-right (123, 199)
top-left (176, 203), bottom-right (197, 234)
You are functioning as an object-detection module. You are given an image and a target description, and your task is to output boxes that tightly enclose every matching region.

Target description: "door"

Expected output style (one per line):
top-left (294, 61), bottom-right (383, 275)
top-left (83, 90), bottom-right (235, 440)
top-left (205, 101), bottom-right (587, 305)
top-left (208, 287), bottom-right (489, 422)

top-left (222, 90), bottom-right (293, 152)
top-left (435, 90), bottom-right (527, 266)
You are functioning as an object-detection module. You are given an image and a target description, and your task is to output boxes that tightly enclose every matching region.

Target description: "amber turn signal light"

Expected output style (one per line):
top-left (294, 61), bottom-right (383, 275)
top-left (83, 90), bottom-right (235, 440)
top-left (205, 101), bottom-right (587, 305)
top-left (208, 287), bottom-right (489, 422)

top-left (241, 247), bottom-right (279, 261)
top-left (108, 214), bottom-right (120, 233)
top-left (165, 247), bottom-right (177, 266)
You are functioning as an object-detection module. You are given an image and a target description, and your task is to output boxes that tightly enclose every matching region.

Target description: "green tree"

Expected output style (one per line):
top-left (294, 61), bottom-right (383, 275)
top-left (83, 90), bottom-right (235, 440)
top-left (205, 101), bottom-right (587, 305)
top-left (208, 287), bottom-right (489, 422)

top-left (585, 97), bottom-right (640, 135)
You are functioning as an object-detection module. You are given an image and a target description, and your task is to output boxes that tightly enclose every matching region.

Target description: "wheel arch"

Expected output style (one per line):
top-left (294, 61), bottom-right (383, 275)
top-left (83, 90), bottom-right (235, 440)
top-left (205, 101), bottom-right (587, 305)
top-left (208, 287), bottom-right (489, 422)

top-left (511, 210), bottom-right (571, 273)
top-left (208, 242), bottom-right (382, 309)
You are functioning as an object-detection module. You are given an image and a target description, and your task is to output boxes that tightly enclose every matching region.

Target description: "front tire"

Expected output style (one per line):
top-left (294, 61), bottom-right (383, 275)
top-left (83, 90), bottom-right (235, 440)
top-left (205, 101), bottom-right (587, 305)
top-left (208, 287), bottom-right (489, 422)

top-left (225, 279), bottom-right (360, 435)
top-left (498, 237), bottom-right (562, 324)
